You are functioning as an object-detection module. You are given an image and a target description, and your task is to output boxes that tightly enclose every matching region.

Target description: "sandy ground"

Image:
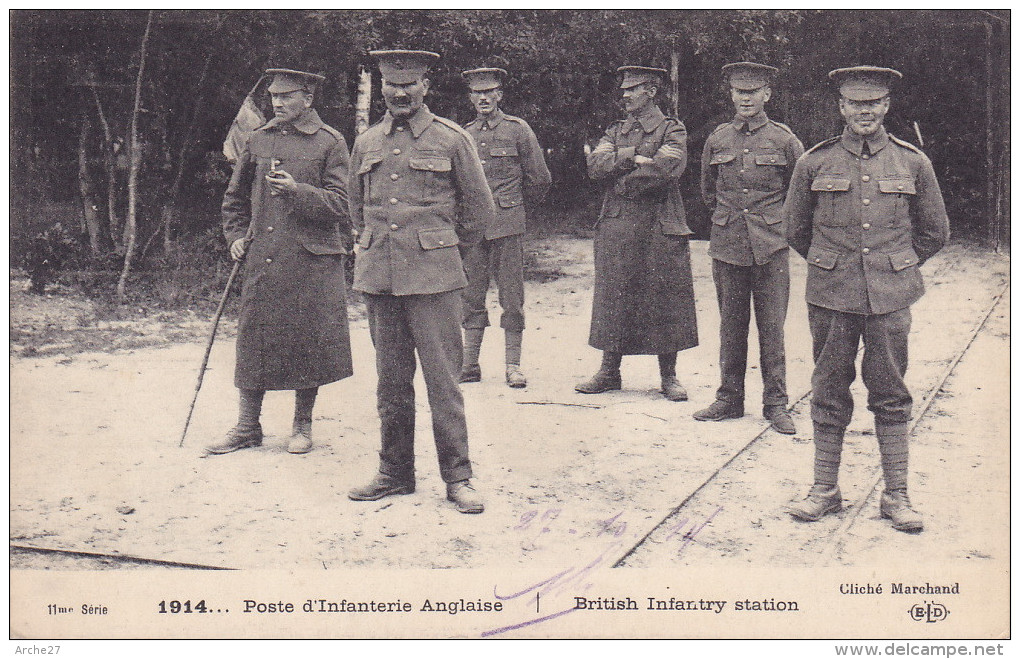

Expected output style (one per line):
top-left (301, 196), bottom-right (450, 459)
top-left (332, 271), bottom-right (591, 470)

top-left (9, 238), bottom-right (1010, 573)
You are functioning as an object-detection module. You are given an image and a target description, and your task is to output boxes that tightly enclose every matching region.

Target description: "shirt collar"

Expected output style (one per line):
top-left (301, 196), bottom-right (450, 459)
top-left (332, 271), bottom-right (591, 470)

top-left (260, 109), bottom-right (324, 135)
top-left (477, 108), bottom-right (505, 130)
top-left (624, 104), bottom-right (666, 133)
top-left (382, 105), bottom-right (435, 138)
top-left (840, 125), bottom-right (890, 156)
top-left (731, 112), bottom-right (769, 133)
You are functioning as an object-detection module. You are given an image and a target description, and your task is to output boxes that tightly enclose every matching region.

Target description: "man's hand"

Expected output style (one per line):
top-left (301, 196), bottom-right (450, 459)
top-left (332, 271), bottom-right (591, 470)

top-left (265, 168), bottom-right (298, 196)
top-left (634, 155), bottom-right (655, 165)
top-left (230, 237), bottom-right (247, 262)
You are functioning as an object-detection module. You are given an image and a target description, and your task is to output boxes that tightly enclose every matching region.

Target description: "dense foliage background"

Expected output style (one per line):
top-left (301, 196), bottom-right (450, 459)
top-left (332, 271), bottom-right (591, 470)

top-left (9, 10), bottom-right (1009, 299)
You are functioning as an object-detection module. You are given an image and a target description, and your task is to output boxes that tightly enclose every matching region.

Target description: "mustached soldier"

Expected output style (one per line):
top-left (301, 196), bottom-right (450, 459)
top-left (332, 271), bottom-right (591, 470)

top-left (346, 50), bottom-right (495, 513)
top-left (459, 67), bottom-right (551, 389)
top-left (576, 66), bottom-right (698, 400)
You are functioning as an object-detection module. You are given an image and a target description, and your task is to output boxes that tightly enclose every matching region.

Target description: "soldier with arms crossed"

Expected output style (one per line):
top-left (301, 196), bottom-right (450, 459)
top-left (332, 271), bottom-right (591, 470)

top-left (576, 66), bottom-right (698, 401)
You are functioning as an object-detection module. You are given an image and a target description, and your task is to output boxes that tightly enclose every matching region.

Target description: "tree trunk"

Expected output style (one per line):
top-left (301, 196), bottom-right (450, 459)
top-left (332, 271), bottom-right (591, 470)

top-left (90, 86), bottom-right (121, 250)
top-left (78, 116), bottom-right (113, 256)
top-left (116, 10), bottom-right (153, 302)
top-left (670, 50), bottom-right (680, 118)
top-left (355, 66), bottom-right (372, 135)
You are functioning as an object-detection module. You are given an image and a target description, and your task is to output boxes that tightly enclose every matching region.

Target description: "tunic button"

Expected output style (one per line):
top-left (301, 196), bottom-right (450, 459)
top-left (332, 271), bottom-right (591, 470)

top-left (739, 169), bottom-right (745, 174)
top-left (393, 148), bottom-right (401, 155)
top-left (862, 175), bottom-right (870, 182)
top-left (390, 173), bottom-right (399, 180)
top-left (826, 184), bottom-right (833, 190)
top-left (742, 208), bottom-right (749, 213)
top-left (439, 240), bottom-right (445, 245)
top-left (396, 126), bottom-right (404, 131)
top-left (265, 258), bottom-right (273, 264)
top-left (863, 223), bottom-right (871, 229)
top-left (743, 148), bottom-right (750, 153)
top-left (480, 142), bottom-right (486, 147)
top-left (898, 185), bottom-right (904, 190)
top-left (863, 198), bottom-right (871, 206)
top-left (389, 198), bottom-right (398, 205)
top-left (814, 258), bottom-right (821, 263)
top-left (862, 248), bottom-right (870, 254)
top-left (267, 226), bottom-right (274, 232)
top-left (390, 224), bottom-right (398, 230)
top-left (862, 154), bottom-right (870, 160)
top-left (742, 188), bottom-right (749, 193)
top-left (480, 159), bottom-right (487, 165)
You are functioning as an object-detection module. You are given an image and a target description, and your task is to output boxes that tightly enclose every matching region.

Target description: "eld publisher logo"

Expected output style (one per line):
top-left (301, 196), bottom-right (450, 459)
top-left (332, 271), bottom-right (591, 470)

top-left (909, 601), bottom-right (950, 623)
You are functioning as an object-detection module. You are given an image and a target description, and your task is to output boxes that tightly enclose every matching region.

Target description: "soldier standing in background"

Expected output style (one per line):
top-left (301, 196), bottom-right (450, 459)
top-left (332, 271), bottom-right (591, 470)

top-left (694, 62), bottom-right (803, 434)
top-left (459, 67), bottom-right (552, 389)
top-left (576, 65), bottom-right (698, 401)
top-left (784, 66), bottom-right (950, 532)
top-left (211, 68), bottom-right (353, 456)
top-left (346, 50), bottom-right (496, 514)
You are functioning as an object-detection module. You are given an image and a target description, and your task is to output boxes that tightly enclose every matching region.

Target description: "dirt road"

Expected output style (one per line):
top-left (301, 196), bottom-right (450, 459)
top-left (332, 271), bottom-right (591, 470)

top-left (9, 239), bottom-right (1009, 574)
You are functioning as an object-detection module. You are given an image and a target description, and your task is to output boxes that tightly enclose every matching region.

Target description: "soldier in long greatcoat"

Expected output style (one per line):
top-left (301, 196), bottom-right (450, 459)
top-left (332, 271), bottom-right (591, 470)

top-left (575, 66), bottom-right (698, 401)
top-left (207, 68), bottom-right (354, 456)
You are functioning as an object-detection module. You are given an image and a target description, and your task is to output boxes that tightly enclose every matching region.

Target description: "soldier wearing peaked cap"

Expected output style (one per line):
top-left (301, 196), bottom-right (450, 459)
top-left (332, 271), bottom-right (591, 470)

top-left (210, 67), bottom-right (354, 456)
top-left (459, 67), bottom-right (552, 389)
top-left (694, 62), bottom-right (804, 435)
top-left (783, 66), bottom-right (950, 533)
top-left (576, 66), bottom-right (698, 401)
top-left (347, 50), bottom-right (497, 514)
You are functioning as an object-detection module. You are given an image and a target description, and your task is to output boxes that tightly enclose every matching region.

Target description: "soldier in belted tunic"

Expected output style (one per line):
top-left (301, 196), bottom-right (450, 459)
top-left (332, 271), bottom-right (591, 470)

top-left (209, 68), bottom-right (353, 456)
top-left (693, 62), bottom-right (803, 435)
top-left (783, 66), bottom-right (950, 532)
top-left (576, 66), bottom-right (698, 401)
top-left (347, 50), bottom-right (496, 514)
top-left (459, 67), bottom-right (552, 389)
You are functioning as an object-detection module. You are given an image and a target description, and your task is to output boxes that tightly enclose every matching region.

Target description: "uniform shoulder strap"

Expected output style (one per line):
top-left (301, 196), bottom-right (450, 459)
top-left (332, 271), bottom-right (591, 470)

top-left (804, 135), bottom-right (840, 155)
top-left (319, 123), bottom-right (346, 144)
top-left (433, 115), bottom-right (474, 139)
top-left (770, 120), bottom-right (796, 137)
top-left (889, 133), bottom-right (924, 154)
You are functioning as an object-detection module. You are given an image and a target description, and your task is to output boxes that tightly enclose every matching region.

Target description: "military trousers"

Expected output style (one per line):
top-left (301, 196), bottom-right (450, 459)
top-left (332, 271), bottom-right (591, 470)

top-left (712, 250), bottom-right (790, 406)
top-left (461, 233), bottom-right (525, 332)
top-left (364, 291), bottom-right (473, 484)
top-left (808, 304), bottom-right (912, 431)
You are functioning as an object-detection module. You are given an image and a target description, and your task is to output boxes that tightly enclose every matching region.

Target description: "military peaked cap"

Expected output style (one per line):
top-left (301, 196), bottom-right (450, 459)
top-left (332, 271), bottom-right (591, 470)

top-left (828, 66), bottom-right (903, 101)
top-left (722, 62), bottom-right (778, 90)
top-left (462, 67), bottom-right (507, 91)
top-left (265, 68), bottom-right (325, 94)
top-left (370, 49), bottom-right (440, 84)
top-left (617, 66), bottom-right (667, 89)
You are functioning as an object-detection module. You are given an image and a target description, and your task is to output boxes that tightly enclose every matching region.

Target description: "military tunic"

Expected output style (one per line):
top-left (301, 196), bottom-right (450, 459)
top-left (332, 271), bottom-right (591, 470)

top-left (701, 113), bottom-right (803, 406)
top-left (587, 104), bottom-right (698, 355)
top-left (222, 109), bottom-right (353, 391)
top-left (460, 110), bottom-right (551, 332)
top-left (784, 127), bottom-right (950, 429)
top-left (349, 105), bottom-right (495, 484)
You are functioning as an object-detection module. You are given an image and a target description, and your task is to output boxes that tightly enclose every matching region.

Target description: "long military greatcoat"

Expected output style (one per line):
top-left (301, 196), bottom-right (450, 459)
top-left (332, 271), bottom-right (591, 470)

top-left (222, 110), bottom-right (354, 390)
top-left (586, 104), bottom-right (698, 355)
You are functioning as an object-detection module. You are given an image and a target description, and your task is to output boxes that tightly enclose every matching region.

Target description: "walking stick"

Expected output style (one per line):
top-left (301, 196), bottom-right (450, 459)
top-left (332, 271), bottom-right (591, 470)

top-left (179, 238), bottom-right (249, 447)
